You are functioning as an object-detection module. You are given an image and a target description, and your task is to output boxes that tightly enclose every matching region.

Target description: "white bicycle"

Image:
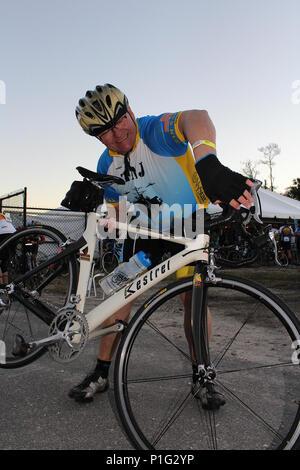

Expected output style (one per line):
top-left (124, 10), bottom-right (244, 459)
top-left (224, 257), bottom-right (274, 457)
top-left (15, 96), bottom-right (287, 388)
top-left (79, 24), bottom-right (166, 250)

top-left (0, 167), bottom-right (299, 450)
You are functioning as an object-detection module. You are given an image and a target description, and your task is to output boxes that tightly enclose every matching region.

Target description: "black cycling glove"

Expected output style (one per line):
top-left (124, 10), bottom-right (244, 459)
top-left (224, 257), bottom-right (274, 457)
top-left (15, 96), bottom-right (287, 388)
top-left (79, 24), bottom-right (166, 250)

top-left (195, 154), bottom-right (248, 204)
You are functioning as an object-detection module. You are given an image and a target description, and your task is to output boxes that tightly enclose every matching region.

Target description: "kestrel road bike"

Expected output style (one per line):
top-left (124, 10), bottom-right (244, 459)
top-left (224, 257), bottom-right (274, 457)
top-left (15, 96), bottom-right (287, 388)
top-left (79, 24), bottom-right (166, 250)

top-left (0, 167), bottom-right (299, 450)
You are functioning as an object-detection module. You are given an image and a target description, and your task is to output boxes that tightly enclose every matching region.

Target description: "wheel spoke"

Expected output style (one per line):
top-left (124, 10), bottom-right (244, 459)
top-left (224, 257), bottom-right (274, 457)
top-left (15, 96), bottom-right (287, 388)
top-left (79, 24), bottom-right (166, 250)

top-left (151, 390), bottom-right (194, 447)
top-left (216, 379), bottom-right (284, 443)
top-left (146, 319), bottom-right (192, 363)
top-left (218, 361), bottom-right (297, 375)
top-left (125, 373), bottom-right (191, 385)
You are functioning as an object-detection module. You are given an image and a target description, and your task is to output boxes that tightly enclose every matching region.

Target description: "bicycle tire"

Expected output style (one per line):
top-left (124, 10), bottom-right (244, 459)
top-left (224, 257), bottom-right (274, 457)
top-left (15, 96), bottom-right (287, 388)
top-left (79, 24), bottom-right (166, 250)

top-left (0, 225), bottom-right (78, 368)
top-left (102, 251), bottom-right (119, 274)
top-left (114, 275), bottom-right (300, 450)
top-left (278, 253), bottom-right (289, 267)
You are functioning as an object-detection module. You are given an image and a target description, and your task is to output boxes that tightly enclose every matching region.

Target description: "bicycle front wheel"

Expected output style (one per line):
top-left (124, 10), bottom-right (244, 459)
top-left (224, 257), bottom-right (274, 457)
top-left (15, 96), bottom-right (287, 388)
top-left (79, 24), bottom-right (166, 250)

top-left (0, 226), bottom-right (78, 368)
top-left (114, 275), bottom-right (300, 450)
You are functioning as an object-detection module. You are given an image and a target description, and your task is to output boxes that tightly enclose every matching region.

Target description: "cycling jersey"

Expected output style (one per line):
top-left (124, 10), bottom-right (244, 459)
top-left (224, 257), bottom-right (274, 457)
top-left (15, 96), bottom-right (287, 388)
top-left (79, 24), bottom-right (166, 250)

top-left (97, 112), bottom-right (209, 230)
top-left (280, 225), bottom-right (292, 243)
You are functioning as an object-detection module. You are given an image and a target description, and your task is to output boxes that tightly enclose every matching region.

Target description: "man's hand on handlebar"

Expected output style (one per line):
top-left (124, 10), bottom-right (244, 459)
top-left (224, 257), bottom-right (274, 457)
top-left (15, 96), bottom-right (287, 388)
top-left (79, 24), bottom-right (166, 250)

top-left (213, 179), bottom-right (254, 210)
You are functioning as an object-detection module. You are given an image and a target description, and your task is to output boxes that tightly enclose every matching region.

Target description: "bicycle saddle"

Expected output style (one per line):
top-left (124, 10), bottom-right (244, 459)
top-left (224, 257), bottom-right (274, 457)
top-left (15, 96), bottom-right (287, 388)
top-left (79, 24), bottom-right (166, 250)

top-left (76, 166), bottom-right (125, 185)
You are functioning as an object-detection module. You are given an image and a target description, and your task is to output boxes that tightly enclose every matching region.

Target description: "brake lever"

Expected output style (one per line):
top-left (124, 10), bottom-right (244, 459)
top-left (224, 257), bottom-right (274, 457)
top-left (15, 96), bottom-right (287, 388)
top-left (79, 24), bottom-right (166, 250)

top-left (249, 180), bottom-right (263, 224)
top-left (218, 180), bottom-right (262, 227)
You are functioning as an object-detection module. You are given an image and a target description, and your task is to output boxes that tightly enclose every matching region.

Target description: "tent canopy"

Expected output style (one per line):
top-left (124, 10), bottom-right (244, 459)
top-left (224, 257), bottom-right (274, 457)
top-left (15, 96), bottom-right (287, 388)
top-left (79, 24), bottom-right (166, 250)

top-left (258, 188), bottom-right (300, 220)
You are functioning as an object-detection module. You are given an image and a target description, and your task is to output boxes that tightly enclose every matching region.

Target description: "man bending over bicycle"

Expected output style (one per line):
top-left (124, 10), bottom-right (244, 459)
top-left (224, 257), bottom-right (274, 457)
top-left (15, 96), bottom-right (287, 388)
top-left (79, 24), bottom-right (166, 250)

top-left (68, 83), bottom-right (253, 402)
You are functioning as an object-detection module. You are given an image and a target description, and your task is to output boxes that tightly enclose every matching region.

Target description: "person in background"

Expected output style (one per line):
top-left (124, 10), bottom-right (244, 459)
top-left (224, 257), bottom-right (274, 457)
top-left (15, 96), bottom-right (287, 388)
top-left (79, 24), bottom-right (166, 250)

top-left (294, 223), bottom-right (300, 262)
top-left (279, 223), bottom-right (293, 263)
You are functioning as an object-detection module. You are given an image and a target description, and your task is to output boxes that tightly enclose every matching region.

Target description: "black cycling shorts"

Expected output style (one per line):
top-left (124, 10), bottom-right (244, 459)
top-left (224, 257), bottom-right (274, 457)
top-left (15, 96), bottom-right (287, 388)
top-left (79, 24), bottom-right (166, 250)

top-left (121, 211), bottom-right (202, 267)
top-left (122, 236), bottom-right (184, 266)
top-left (280, 240), bottom-right (291, 251)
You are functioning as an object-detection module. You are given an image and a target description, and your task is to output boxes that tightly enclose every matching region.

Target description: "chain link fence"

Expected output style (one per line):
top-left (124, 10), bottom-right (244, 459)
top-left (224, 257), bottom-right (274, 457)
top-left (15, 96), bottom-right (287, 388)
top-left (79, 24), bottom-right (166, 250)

top-left (26, 207), bottom-right (87, 241)
top-left (0, 188), bottom-right (27, 228)
top-left (0, 188), bottom-right (86, 241)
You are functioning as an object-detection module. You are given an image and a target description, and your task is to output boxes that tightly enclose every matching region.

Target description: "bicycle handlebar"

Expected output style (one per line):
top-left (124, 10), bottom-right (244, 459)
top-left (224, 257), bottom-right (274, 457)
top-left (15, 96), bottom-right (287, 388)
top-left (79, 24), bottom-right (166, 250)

top-left (76, 166), bottom-right (263, 231)
top-left (206, 179), bottom-right (263, 230)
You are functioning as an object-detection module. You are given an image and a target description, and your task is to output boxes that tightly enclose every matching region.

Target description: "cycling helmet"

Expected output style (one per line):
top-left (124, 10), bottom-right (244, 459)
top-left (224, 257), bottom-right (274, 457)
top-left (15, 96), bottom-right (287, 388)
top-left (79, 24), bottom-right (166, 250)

top-left (75, 84), bottom-right (129, 136)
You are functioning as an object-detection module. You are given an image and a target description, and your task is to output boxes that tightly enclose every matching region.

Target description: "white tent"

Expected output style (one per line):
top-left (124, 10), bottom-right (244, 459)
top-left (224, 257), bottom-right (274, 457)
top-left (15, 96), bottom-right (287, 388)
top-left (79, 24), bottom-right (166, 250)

top-left (209, 188), bottom-right (300, 221)
top-left (258, 188), bottom-right (300, 220)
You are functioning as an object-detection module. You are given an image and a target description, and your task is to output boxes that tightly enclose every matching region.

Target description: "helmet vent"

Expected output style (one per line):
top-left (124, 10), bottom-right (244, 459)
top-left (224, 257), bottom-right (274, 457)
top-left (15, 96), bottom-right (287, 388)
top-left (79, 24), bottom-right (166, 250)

top-left (96, 86), bottom-right (103, 93)
top-left (85, 112), bottom-right (94, 119)
top-left (92, 100), bottom-right (102, 111)
top-left (86, 91), bottom-right (93, 98)
top-left (79, 99), bottom-right (86, 107)
top-left (106, 95), bottom-right (112, 107)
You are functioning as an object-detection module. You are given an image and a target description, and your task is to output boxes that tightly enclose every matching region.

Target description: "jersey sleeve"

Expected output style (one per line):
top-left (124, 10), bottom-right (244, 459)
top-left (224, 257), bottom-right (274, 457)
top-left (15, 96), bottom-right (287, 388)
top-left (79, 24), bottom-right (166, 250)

top-left (139, 112), bottom-right (189, 157)
top-left (97, 150), bottom-right (120, 205)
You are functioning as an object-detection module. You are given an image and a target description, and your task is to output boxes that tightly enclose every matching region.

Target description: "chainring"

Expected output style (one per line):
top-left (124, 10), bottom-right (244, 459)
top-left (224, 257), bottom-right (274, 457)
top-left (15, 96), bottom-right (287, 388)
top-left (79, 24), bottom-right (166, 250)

top-left (48, 309), bottom-right (89, 363)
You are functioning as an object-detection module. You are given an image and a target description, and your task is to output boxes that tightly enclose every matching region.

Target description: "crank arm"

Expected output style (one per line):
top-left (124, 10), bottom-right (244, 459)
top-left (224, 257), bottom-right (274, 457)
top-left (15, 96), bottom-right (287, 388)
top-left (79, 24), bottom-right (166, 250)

top-left (29, 331), bottom-right (65, 349)
top-left (89, 321), bottom-right (126, 340)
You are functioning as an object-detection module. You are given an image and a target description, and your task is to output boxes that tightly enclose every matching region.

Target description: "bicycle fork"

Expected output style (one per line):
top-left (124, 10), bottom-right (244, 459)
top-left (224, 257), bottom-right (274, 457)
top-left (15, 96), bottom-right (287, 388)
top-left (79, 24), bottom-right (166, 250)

top-left (191, 263), bottom-right (225, 410)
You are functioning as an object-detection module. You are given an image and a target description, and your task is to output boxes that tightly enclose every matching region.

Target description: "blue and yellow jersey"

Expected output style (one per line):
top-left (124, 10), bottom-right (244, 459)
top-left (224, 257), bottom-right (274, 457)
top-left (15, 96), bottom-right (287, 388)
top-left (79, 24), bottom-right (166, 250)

top-left (97, 112), bottom-right (209, 228)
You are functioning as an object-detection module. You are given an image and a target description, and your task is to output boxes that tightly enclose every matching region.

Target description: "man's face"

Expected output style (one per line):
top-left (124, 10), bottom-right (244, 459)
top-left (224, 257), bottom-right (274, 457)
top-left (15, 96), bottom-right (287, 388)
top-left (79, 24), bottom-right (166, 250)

top-left (96, 107), bottom-right (137, 155)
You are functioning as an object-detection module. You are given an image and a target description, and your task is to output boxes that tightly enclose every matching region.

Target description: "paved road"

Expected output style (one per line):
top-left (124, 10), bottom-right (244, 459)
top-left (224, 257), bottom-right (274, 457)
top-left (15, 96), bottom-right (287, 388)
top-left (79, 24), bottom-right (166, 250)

top-left (0, 342), bottom-right (131, 450)
top-left (0, 293), bottom-right (142, 451)
top-left (0, 273), bottom-right (299, 451)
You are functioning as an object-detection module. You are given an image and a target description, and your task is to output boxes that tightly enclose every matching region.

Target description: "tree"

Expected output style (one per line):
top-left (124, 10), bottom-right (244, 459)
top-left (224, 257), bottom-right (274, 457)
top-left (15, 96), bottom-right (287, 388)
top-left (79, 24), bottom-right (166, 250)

top-left (258, 143), bottom-right (280, 191)
top-left (284, 178), bottom-right (300, 201)
top-left (241, 159), bottom-right (260, 179)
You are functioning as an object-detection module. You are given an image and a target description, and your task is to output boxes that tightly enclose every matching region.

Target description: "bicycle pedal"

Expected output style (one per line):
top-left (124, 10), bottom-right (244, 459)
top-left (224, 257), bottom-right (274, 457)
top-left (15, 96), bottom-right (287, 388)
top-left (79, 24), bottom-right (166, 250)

top-left (12, 334), bottom-right (29, 357)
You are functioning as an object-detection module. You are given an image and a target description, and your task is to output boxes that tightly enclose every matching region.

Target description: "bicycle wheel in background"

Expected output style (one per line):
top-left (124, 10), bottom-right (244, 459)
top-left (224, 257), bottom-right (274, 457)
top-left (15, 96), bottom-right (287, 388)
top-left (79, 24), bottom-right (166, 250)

top-left (114, 275), bottom-right (300, 450)
top-left (0, 226), bottom-right (78, 368)
top-left (102, 250), bottom-right (119, 274)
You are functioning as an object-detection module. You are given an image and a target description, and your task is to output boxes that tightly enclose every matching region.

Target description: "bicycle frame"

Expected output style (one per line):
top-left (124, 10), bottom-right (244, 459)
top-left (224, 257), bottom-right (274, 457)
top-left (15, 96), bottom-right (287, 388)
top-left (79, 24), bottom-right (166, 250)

top-left (75, 212), bottom-right (210, 341)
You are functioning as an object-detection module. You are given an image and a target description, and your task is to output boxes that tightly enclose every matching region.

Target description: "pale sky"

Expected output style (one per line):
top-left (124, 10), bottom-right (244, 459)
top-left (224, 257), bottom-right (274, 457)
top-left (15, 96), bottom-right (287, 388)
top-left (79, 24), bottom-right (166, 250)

top-left (1, 0), bottom-right (299, 208)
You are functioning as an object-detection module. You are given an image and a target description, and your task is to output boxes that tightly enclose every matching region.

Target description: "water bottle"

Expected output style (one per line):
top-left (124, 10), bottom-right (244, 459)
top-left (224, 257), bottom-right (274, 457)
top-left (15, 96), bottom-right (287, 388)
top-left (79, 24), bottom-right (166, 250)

top-left (100, 251), bottom-right (151, 295)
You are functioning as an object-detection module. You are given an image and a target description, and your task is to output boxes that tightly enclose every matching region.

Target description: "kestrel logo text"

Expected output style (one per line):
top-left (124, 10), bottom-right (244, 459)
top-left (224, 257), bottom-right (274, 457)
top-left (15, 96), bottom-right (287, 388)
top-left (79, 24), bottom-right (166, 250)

top-left (124, 260), bottom-right (171, 299)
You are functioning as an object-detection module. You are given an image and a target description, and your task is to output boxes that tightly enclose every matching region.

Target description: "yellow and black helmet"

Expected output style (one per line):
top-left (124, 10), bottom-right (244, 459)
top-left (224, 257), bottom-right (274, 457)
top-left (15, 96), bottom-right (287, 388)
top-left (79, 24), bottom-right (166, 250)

top-left (75, 84), bottom-right (129, 136)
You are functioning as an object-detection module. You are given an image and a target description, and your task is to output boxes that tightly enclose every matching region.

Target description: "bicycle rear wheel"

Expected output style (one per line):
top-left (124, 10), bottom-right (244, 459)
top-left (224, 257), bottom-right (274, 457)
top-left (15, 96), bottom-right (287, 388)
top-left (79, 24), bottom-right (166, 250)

top-left (114, 275), bottom-right (300, 450)
top-left (0, 226), bottom-right (78, 368)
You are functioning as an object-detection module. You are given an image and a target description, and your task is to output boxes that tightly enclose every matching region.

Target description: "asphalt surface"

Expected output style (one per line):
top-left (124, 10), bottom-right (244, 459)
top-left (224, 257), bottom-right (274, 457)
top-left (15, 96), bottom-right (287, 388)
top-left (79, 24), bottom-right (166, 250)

top-left (0, 340), bottom-right (130, 450)
top-left (0, 270), bottom-right (299, 451)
